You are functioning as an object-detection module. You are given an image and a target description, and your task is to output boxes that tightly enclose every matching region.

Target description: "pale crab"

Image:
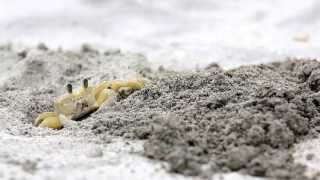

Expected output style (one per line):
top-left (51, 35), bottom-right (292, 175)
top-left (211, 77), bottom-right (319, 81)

top-left (34, 79), bottom-right (145, 129)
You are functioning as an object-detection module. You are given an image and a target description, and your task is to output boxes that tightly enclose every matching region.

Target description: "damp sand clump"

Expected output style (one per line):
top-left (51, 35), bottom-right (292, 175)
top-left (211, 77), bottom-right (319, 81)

top-left (90, 59), bottom-right (320, 179)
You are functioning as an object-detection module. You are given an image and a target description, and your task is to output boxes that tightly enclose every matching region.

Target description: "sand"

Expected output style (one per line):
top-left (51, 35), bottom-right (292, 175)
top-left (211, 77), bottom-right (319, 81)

top-left (0, 45), bottom-right (161, 180)
top-left (89, 58), bottom-right (320, 179)
top-left (0, 44), bottom-right (320, 180)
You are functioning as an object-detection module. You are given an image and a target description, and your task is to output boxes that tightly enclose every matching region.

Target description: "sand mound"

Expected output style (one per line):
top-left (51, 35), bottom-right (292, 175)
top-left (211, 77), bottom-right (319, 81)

top-left (89, 59), bottom-right (320, 179)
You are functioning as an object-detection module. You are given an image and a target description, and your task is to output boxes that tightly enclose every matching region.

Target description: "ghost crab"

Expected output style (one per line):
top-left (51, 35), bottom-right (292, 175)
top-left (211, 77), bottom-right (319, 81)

top-left (34, 79), bottom-right (145, 129)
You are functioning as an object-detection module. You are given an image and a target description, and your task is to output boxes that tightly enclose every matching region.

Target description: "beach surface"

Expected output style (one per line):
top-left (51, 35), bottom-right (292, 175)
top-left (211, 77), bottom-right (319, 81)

top-left (1, 1), bottom-right (320, 180)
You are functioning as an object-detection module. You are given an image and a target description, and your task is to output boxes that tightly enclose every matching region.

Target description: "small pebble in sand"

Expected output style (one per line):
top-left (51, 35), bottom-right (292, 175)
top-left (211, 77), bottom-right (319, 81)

top-left (293, 33), bottom-right (310, 43)
top-left (81, 43), bottom-right (99, 54)
top-left (306, 153), bottom-right (315, 161)
top-left (104, 48), bottom-right (121, 56)
top-left (86, 147), bottom-right (104, 158)
top-left (21, 160), bottom-right (38, 173)
top-left (99, 135), bottom-right (113, 144)
top-left (17, 49), bottom-right (28, 59)
top-left (37, 43), bottom-right (49, 51)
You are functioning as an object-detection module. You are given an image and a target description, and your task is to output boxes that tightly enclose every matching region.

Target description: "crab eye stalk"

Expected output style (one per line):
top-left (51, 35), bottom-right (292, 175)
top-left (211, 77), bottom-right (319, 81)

top-left (83, 78), bottom-right (88, 89)
top-left (67, 84), bottom-right (73, 94)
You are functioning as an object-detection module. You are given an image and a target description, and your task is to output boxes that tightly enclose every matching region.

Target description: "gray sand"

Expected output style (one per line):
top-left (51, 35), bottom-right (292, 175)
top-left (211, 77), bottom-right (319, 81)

top-left (89, 58), bottom-right (320, 179)
top-left (1, 45), bottom-right (320, 179)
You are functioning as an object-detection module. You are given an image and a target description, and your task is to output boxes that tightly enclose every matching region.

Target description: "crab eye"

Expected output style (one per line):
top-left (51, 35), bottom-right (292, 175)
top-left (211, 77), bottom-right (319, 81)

top-left (83, 78), bottom-right (88, 89)
top-left (67, 84), bottom-right (73, 94)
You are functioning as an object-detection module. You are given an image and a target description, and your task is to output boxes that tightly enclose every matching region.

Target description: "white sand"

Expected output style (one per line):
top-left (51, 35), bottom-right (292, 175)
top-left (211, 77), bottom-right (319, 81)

top-left (0, 0), bottom-right (320, 180)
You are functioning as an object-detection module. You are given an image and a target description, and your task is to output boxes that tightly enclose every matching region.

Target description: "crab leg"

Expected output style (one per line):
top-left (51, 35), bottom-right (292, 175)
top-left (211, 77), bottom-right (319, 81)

top-left (109, 80), bottom-right (145, 92)
top-left (34, 112), bottom-right (62, 129)
top-left (93, 80), bottom-right (145, 106)
top-left (95, 89), bottom-right (116, 106)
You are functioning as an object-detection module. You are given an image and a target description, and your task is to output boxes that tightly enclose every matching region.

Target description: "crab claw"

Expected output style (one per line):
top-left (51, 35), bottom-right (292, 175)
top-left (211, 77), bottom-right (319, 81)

top-left (34, 112), bottom-right (62, 129)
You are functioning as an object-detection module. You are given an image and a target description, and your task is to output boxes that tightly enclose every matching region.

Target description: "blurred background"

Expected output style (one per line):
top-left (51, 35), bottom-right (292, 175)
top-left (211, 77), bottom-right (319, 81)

top-left (0, 0), bottom-right (319, 69)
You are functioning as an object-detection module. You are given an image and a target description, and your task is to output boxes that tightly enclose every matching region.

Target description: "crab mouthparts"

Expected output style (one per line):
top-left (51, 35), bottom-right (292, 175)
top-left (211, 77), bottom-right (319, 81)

top-left (71, 106), bottom-right (99, 121)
